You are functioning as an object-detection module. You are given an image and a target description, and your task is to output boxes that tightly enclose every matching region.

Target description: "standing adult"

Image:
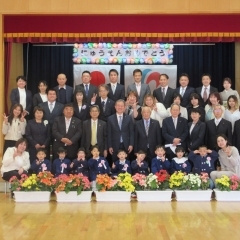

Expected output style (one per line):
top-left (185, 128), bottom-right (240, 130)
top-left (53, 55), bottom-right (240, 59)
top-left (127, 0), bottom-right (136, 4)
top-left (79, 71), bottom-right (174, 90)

top-left (52, 104), bottom-right (82, 160)
top-left (187, 93), bottom-right (205, 122)
top-left (81, 105), bottom-right (107, 158)
top-left (127, 69), bottom-right (151, 106)
top-left (107, 69), bottom-right (125, 101)
top-left (107, 100), bottom-right (134, 162)
top-left (32, 81), bottom-right (48, 108)
top-left (125, 91), bottom-right (142, 122)
top-left (153, 73), bottom-right (175, 109)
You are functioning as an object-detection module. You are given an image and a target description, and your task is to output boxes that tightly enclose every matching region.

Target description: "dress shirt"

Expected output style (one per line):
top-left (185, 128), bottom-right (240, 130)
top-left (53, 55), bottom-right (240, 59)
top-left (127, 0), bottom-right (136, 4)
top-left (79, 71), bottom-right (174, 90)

top-left (18, 88), bottom-right (26, 110)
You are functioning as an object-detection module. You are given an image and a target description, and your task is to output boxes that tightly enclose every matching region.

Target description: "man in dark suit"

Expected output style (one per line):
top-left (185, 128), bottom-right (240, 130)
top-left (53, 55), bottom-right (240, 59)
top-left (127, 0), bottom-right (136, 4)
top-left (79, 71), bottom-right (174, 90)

top-left (233, 119), bottom-right (240, 153)
top-left (205, 104), bottom-right (232, 150)
top-left (75, 71), bottom-right (98, 104)
top-left (134, 106), bottom-right (162, 165)
top-left (127, 69), bottom-right (151, 106)
top-left (90, 84), bottom-right (115, 122)
top-left (52, 103), bottom-right (82, 160)
top-left (153, 73), bottom-right (175, 109)
top-left (39, 89), bottom-right (64, 127)
top-left (107, 69), bottom-right (125, 102)
top-left (81, 105), bottom-right (107, 158)
top-left (54, 73), bottom-right (73, 104)
top-left (195, 73), bottom-right (218, 106)
top-left (174, 73), bottom-right (195, 108)
top-left (10, 75), bottom-right (32, 116)
top-left (162, 103), bottom-right (189, 160)
top-left (107, 99), bottom-right (134, 162)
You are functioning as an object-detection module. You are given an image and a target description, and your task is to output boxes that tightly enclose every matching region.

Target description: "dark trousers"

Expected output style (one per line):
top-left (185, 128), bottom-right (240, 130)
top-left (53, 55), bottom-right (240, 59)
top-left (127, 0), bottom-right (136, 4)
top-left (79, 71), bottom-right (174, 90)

top-left (3, 140), bottom-right (16, 155)
top-left (2, 170), bottom-right (28, 181)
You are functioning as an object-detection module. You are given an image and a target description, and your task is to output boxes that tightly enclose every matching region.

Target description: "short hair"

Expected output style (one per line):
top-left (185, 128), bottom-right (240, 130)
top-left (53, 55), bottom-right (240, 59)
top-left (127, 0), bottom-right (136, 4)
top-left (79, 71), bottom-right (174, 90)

top-left (213, 104), bottom-right (223, 110)
top-left (179, 73), bottom-right (189, 80)
top-left (73, 89), bottom-right (87, 105)
top-left (172, 93), bottom-right (183, 103)
top-left (115, 99), bottom-right (125, 106)
top-left (82, 70), bottom-right (91, 76)
top-left (98, 84), bottom-right (109, 91)
top-left (160, 74), bottom-right (169, 79)
top-left (137, 150), bottom-right (146, 155)
top-left (155, 145), bottom-right (166, 151)
top-left (141, 106), bottom-right (152, 113)
top-left (189, 93), bottom-right (201, 101)
top-left (90, 105), bottom-right (100, 112)
top-left (38, 80), bottom-right (48, 88)
top-left (15, 138), bottom-right (28, 148)
top-left (175, 146), bottom-right (185, 153)
top-left (190, 108), bottom-right (202, 115)
top-left (91, 145), bottom-right (100, 151)
top-left (133, 69), bottom-right (142, 76)
top-left (16, 76), bottom-right (27, 82)
top-left (47, 88), bottom-right (57, 95)
top-left (170, 103), bottom-right (180, 110)
top-left (36, 148), bottom-right (46, 155)
top-left (207, 92), bottom-right (223, 106)
top-left (127, 90), bottom-right (138, 99)
top-left (202, 73), bottom-right (211, 79)
top-left (63, 103), bottom-right (74, 110)
top-left (77, 147), bottom-right (86, 154)
top-left (198, 145), bottom-right (208, 150)
top-left (223, 77), bottom-right (232, 85)
top-left (227, 95), bottom-right (239, 110)
top-left (117, 149), bottom-right (127, 155)
top-left (57, 147), bottom-right (67, 154)
top-left (33, 106), bottom-right (45, 115)
top-left (109, 69), bottom-right (119, 76)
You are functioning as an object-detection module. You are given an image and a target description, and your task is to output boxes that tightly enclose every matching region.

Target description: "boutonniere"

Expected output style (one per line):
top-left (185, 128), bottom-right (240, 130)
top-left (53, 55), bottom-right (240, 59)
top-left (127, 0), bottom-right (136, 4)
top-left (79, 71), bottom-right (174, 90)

top-left (61, 163), bottom-right (67, 173)
top-left (123, 164), bottom-right (128, 171)
top-left (41, 163), bottom-right (47, 171)
top-left (82, 105), bottom-right (86, 110)
top-left (206, 157), bottom-right (211, 167)
top-left (43, 120), bottom-right (48, 126)
top-left (182, 163), bottom-right (187, 168)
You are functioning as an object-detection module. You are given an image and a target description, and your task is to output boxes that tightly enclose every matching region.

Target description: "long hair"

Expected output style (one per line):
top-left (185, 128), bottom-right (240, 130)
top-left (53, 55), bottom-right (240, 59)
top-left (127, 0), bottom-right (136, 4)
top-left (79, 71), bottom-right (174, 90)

top-left (8, 104), bottom-right (23, 125)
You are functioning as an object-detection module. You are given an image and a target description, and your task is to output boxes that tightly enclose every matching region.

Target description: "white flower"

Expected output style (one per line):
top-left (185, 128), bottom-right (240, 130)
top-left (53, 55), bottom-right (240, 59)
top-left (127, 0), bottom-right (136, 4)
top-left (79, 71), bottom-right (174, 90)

top-left (44, 120), bottom-right (48, 126)
top-left (82, 105), bottom-right (86, 109)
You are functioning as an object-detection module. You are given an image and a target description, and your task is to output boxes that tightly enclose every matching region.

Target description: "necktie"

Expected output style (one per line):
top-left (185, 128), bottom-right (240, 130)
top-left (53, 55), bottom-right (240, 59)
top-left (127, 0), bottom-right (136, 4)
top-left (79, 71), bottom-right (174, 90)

top-left (102, 101), bottom-right (105, 112)
top-left (203, 87), bottom-right (208, 102)
top-left (49, 103), bottom-right (53, 113)
top-left (91, 121), bottom-right (97, 146)
top-left (85, 84), bottom-right (89, 96)
top-left (112, 84), bottom-right (116, 94)
top-left (173, 118), bottom-right (177, 129)
top-left (145, 120), bottom-right (149, 136)
top-left (162, 88), bottom-right (165, 100)
top-left (181, 88), bottom-right (185, 97)
top-left (118, 116), bottom-right (123, 142)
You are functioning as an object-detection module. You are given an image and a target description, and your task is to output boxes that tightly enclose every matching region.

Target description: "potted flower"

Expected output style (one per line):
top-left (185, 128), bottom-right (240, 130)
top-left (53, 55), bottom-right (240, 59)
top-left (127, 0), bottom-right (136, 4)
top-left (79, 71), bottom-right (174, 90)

top-left (133, 170), bottom-right (172, 202)
top-left (169, 171), bottom-right (212, 201)
top-left (9, 171), bottom-right (54, 202)
top-left (54, 174), bottom-right (92, 202)
top-left (95, 173), bottom-right (135, 202)
top-left (214, 175), bottom-right (240, 201)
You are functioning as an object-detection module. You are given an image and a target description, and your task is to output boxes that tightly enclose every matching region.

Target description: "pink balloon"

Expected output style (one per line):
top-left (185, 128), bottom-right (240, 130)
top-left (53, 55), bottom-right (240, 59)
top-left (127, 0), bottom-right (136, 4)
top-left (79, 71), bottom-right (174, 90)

top-left (130, 58), bottom-right (134, 64)
top-left (98, 43), bottom-right (103, 48)
top-left (91, 58), bottom-right (96, 63)
top-left (160, 58), bottom-right (166, 64)
top-left (118, 43), bottom-right (123, 49)
top-left (155, 43), bottom-right (160, 48)
top-left (137, 43), bottom-right (142, 49)
top-left (73, 58), bottom-right (77, 63)
top-left (109, 58), bottom-right (113, 63)
top-left (165, 58), bottom-right (169, 64)
top-left (127, 58), bottom-right (131, 63)
top-left (169, 50), bottom-right (173, 54)
top-left (76, 58), bottom-right (81, 63)
top-left (148, 59), bottom-right (153, 64)
top-left (112, 43), bottom-right (117, 48)
top-left (78, 44), bottom-right (83, 49)
top-left (144, 58), bottom-right (148, 64)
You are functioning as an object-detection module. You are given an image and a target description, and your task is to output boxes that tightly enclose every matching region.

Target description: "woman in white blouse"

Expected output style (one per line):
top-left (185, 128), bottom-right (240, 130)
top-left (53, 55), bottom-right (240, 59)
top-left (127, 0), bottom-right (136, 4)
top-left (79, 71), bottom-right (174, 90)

top-left (1, 138), bottom-right (30, 181)
top-left (32, 81), bottom-right (48, 108)
top-left (2, 104), bottom-right (26, 154)
top-left (143, 94), bottom-right (168, 127)
top-left (224, 95), bottom-right (240, 131)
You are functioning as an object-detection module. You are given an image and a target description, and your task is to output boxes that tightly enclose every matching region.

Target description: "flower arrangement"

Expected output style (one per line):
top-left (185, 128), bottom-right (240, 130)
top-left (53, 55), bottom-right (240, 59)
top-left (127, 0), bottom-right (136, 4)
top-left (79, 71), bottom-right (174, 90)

top-left (215, 175), bottom-right (240, 191)
top-left (96, 173), bottom-right (135, 192)
top-left (132, 170), bottom-right (170, 190)
top-left (169, 171), bottom-right (210, 190)
top-left (54, 174), bottom-right (91, 195)
top-left (10, 172), bottom-right (54, 192)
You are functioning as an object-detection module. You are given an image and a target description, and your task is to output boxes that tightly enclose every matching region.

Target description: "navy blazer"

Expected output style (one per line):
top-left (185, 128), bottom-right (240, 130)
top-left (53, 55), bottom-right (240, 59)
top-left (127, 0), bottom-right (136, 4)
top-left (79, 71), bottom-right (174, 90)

top-left (187, 121), bottom-right (206, 151)
top-left (30, 159), bottom-right (51, 174)
top-left (107, 114), bottom-right (134, 150)
top-left (71, 159), bottom-right (89, 177)
top-left (151, 157), bottom-right (171, 174)
top-left (10, 88), bottom-right (32, 113)
top-left (54, 85), bottom-right (73, 104)
top-left (52, 158), bottom-right (71, 177)
top-left (153, 87), bottom-right (175, 109)
top-left (73, 103), bottom-right (90, 121)
top-left (162, 116), bottom-right (189, 150)
top-left (134, 118), bottom-right (162, 158)
top-left (175, 86), bottom-right (195, 108)
top-left (131, 160), bottom-right (149, 176)
top-left (33, 93), bottom-right (46, 108)
top-left (88, 157), bottom-right (110, 181)
top-left (107, 83), bottom-right (125, 102)
top-left (75, 84), bottom-right (98, 104)
top-left (195, 86), bottom-right (218, 106)
top-left (111, 160), bottom-right (132, 176)
top-left (170, 158), bottom-right (191, 174)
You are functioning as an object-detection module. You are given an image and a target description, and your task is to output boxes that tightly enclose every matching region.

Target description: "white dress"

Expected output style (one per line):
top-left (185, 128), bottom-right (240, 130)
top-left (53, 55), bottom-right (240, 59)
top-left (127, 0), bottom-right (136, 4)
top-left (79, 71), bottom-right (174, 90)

top-left (224, 109), bottom-right (240, 131)
top-left (150, 102), bottom-right (168, 127)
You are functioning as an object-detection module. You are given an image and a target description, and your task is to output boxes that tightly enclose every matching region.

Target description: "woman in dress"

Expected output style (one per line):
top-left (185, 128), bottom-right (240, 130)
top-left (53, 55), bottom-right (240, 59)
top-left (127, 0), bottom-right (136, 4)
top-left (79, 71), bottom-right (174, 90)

top-left (32, 81), bottom-right (48, 108)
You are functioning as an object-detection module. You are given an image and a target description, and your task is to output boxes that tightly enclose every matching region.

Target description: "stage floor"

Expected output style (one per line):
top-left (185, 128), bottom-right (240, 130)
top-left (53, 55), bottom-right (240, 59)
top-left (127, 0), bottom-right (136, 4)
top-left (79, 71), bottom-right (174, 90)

top-left (0, 194), bottom-right (240, 240)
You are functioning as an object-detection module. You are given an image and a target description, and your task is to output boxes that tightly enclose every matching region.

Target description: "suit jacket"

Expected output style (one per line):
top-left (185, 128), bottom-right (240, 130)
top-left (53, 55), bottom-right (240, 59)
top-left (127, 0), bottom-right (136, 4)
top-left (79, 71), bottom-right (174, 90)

top-left (33, 93), bottom-right (47, 108)
top-left (39, 101), bottom-right (64, 127)
top-left (54, 85), bottom-right (73, 104)
top-left (73, 103), bottom-right (90, 121)
top-left (10, 88), bottom-right (32, 113)
top-left (205, 118), bottom-right (232, 150)
top-left (187, 121), bottom-right (206, 151)
top-left (233, 119), bottom-right (240, 154)
top-left (52, 116), bottom-right (82, 159)
top-left (195, 85), bottom-right (218, 106)
top-left (107, 83), bottom-right (125, 102)
top-left (162, 116), bottom-right (189, 150)
top-left (94, 97), bottom-right (116, 122)
top-left (30, 159), bottom-right (51, 174)
top-left (127, 83), bottom-right (151, 106)
top-left (88, 157), bottom-right (110, 181)
top-left (81, 119), bottom-right (107, 157)
top-left (111, 160), bottom-right (132, 176)
top-left (153, 87), bottom-right (175, 109)
top-left (75, 83), bottom-right (98, 104)
top-left (175, 86), bottom-right (195, 108)
top-left (134, 118), bottom-right (162, 157)
top-left (107, 114), bottom-right (134, 150)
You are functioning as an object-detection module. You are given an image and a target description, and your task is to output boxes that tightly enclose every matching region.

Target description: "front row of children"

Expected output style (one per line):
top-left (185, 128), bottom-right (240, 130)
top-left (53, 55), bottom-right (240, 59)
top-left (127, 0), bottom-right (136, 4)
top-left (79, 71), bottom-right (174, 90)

top-left (30, 144), bottom-right (219, 189)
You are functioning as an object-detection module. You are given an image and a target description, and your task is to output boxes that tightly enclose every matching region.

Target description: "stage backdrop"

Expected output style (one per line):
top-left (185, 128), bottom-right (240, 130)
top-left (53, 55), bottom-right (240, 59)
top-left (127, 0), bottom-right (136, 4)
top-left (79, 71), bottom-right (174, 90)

top-left (73, 65), bottom-right (121, 87)
top-left (124, 65), bottom-right (177, 94)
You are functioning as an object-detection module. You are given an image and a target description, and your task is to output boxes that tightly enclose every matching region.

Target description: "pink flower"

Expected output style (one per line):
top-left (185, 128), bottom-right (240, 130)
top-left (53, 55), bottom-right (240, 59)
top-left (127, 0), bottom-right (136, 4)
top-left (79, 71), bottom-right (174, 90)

top-left (41, 163), bottom-right (47, 171)
top-left (61, 163), bottom-right (67, 168)
top-left (182, 163), bottom-right (187, 168)
top-left (207, 157), bottom-right (211, 161)
top-left (98, 163), bottom-right (103, 167)
top-left (101, 160), bottom-right (105, 164)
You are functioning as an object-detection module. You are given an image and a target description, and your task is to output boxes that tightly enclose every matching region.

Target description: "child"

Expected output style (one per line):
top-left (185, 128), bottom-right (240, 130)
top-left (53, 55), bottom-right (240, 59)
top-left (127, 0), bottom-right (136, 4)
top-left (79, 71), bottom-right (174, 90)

top-left (70, 148), bottom-right (89, 178)
top-left (111, 150), bottom-right (131, 177)
top-left (188, 145), bottom-right (219, 188)
top-left (88, 145), bottom-right (110, 191)
top-left (170, 146), bottom-right (191, 174)
top-left (131, 150), bottom-right (149, 176)
top-left (151, 145), bottom-right (171, 174)
top-left (30, 148), bottom-right (51, 174)
top-left (52, 147), bottom-right (71, 177)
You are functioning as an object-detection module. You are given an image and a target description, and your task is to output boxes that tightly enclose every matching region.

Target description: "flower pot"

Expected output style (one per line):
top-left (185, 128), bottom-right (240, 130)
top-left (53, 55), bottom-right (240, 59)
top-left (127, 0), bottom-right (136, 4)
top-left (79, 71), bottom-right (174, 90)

top-left (174, 189), bottom-right (213, 201)
top-left (136, 190), bottom-right (172, 202)
top-left (55, 191), bottom-right (92, 202)
top-left (13, 191), bottom-right (51, 202)
top-left (95, 191), bottom-right (131, 202)
top-left (214, 189), bottom-right (240, 201)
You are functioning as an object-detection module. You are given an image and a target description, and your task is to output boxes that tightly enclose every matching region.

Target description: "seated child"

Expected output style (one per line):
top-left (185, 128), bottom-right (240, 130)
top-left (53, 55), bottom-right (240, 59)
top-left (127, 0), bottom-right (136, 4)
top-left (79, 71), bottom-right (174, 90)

top-left (30, 148), bottom-right (51, 174)
top-left (170, 146), bottom-right (191, 174)
top-left (52, 147), bottom-right (71, 177)
top-left (151, 145), bottom-right (170, 174)
top-left (131, 150), bottom-right (149, 176)
top-left (111, 149), bottom-right (131, 177)
top-left (70, 147), bottom-right (89, 178)
top-left (188, 145), bottom-right (219, 188)
top-left (88, 145), bottom-right (110, 191)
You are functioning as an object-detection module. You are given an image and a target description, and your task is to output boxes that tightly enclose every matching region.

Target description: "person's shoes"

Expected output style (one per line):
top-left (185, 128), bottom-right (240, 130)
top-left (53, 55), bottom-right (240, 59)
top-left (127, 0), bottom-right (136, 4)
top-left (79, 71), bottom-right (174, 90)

top-left (131, 192), bottom-right (137, 198)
